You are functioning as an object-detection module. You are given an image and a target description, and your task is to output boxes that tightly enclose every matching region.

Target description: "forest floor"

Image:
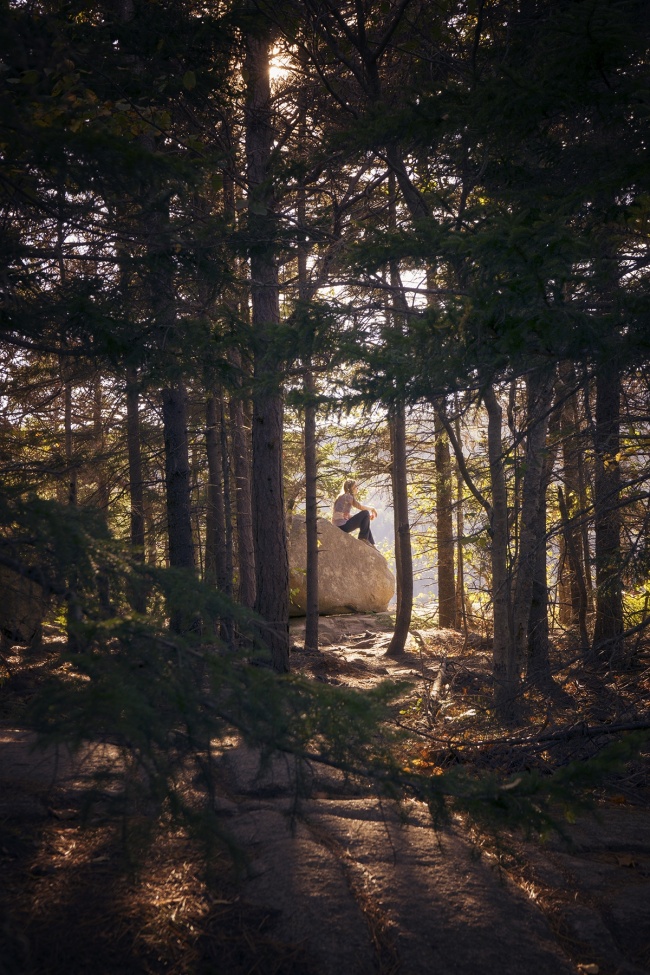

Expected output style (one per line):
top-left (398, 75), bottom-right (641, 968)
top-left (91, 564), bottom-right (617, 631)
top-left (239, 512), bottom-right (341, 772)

top-left (0, 617), bottom-right (649, 975)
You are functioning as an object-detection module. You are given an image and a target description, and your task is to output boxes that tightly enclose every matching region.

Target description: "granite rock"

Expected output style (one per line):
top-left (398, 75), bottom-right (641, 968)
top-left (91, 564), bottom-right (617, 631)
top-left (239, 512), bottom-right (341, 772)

top-left (288, 517), bottom-right (395, 617)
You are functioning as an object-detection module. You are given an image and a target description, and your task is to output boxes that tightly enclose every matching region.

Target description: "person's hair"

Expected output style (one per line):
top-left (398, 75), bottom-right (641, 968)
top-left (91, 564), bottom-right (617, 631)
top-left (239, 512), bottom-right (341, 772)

top-left (343, 478), bottom-right (357, 495)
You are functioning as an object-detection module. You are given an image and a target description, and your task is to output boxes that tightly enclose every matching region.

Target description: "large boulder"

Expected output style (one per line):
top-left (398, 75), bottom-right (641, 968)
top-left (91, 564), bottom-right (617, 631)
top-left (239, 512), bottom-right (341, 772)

top-left (0, 566), bottom-right (47, 649)
top-left (288, 517), bottom-right (395, 617)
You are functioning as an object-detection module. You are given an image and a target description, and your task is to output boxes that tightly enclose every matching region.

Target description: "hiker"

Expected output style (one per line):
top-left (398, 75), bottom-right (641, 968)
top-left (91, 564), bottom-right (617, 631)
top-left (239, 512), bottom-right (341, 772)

top-left (332, 479), bottom-right (377, 546)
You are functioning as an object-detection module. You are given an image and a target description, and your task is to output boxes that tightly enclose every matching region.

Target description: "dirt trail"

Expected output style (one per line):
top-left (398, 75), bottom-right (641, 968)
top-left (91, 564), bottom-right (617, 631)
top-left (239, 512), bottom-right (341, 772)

top-left (2, 724), bottom-right (648, 974)
top-left (0, 727), bottom-right (574, 975)
top-left (216, 747), bottom-right (575, 974)
top-left (1, 617), bottom-right (649, 974)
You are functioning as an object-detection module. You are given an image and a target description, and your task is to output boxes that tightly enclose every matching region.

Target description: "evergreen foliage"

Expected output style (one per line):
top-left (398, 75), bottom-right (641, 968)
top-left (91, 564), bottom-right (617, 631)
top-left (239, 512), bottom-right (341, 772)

top-left (0, 0), bottom-right (649, 857)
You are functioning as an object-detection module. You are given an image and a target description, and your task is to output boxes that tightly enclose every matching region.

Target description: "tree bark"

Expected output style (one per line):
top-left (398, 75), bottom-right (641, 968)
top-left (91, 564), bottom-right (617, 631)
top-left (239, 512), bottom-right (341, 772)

top-left (559, 374), bottom-right (587, 625)
top-left (526, 394), bottom-right (562, 685)
top-left (384, 173), bottom-right (413, 656)
top-left (557, 485), bottom-right (590, 653)
top-left (245, 29), bottom-right (290, 672)
top-left (387, 401), bottom-right (413, 657)
top-left (162, 383), bottom-right (195, 574)
top-left (557, 536), bottom-right (574, 628)
top-left (220, 394), bottom-right (234, 604)
top-left (297, 123), bottom-right (320, 654)
top-left (205, 387), bottom-right (234, 644)
top-left (527, 487), bottom-right (552, 685)
top-left (93, 378), bottom-right (111, 616)
top-left (63, 372), bottom-right (82, 650)
top-left (592, 362), bottom-right (624, 662)
top-left (576, 423), bottom-right (595, 612)
top-left (142, 138), bottom-right (196, 630)
top-left (434, 405), bottom-right (456, 629)
top-left (303, 368), bottom-right (319, 652)
top-left (125, 366), bottom-right (147, 614)
top-left (63, 379), bottom-right (77, 508)
top-left (126, 367), bottom-right (145, 561)
top-left (454, 403), bottom-right (468, 638)
top-left (483, 383), bottom-right (517, 722)
top-left (205, 388), bottom-right (228, 591)
top-left (57, 197), bottom-right (81, 651)
top-left (228, 357), bottom-right (256, 608)
top-left (511, 368), bottom-right (555, 666)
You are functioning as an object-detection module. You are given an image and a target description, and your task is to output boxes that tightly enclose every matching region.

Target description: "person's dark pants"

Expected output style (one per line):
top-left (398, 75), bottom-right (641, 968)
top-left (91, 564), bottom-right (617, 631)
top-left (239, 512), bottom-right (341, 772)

top-left (340, 510), bottom-right (374, 545)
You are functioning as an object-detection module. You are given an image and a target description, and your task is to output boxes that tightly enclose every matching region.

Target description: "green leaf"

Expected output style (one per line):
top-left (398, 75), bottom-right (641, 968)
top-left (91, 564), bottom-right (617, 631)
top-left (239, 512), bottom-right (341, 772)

top-left (182, 70), bottom-right (196, 91)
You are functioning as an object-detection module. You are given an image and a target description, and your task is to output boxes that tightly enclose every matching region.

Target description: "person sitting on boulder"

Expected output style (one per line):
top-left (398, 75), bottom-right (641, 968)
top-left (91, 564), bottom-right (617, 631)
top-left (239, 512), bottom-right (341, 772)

top-left (332, 479), bottom-right (377, 546)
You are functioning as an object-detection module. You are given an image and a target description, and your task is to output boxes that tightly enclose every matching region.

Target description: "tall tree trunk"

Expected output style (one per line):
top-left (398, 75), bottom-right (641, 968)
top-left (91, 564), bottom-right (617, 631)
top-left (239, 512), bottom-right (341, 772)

top-left (454, 403), bottom-right (468, 638)
top-left (557, 486), bottom-right (590, 653)
top-left (508, 381), bottom-right (521, 575)
top-left (511, 368), bottom-right (555, 666)
top-left (228, 356), bottom-right (256, 608)
top-left (217, 134), bottom-right (238, 616)
top-left (63, 379), bottom-right (77, 508)
top-left (117, 185), bottom-right (145, 601)
top-left (559, 372), bottom-right (587, 625)
top-left (297, 127), bottom-right (320, 654)
top-left (126, 367), bottom-right (145, 559)
top-left (93, 378), bottom-right (111, 616)
top-left (592, 362), bottom-right (624, 662)
top-left (162, 383), bottom-right (195, 573)
top-left (250, 386), bottom-right (289, 670)
top-left (142, 140), bottom-right (195, 629)
top-left (387, 401), bottom-right (413, 657)
top-left (434, 404), bottom-right (456, 629)
top-left (205, 387), bottom-right (234, 644)
top-left (93, 379), bottom-right (109, 513)
top-left (220, 395), bottom-right (234, 603)
top-left (384, 173), bottom-right (413, 656)
top-left (557, 536), bottom-right (574, 627)
top-left (576, 427), bottom-right (595, 612)
top-left (126, 366), bottom-right (147, 613)
top-left (57, 194), bottom-right (81, 651)
top-left (245, 30), bottom-right (289, 672)
top-left (527, 488), bottom-right (552, 685)
top-left (144, 502), bottom-right (157, 566)
top-left (162, 383), bottom-right (195, 635)
top-left (115, 0), bottom-right (138, 591)
top-left (191, 444), bottom-right (203, 579)
top-left (527, 393), bottom-right (562, 685)
top-left (483, 384), bottom-right (517, 722)
top-left (205, 388), bottom-right (228, 590)
top-left (63, 373), bottom-right (82, 650)
top-left (120, 0), bottom-right (195, 622)
top-left (303, 368), bottom-right (319, 652)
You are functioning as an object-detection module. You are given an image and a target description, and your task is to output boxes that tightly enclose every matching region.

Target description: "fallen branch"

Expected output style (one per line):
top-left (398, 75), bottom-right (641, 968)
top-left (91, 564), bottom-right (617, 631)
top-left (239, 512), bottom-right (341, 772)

top-left (503, 718), bottom-right (650, 751)
top-left (390, 718), bottom-right (650, 754)
top-left (422, 657), bottom-right (448, 727)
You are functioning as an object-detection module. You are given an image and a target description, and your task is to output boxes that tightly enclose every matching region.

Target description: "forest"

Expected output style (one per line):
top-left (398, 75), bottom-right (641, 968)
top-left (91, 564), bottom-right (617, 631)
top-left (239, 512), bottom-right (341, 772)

top-left (1, 1), bottom-right (650, 973)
